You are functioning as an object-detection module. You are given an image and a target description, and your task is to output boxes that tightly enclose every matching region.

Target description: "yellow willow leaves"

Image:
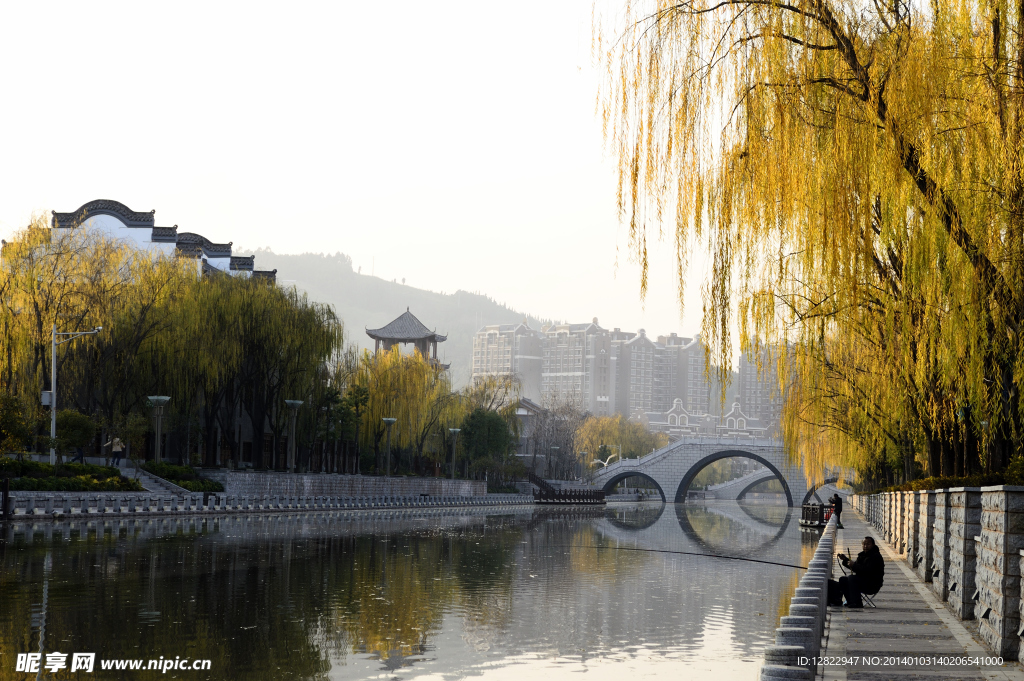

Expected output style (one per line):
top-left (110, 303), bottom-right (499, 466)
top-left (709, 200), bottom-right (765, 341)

top-left (598, 1), bottom-right (1024, 480)
top-left (576, 414), bottom-right (668, 468)
top-left (353, 347), bottom-right (458, 458)
top-left (0, 218), bottom-right (196, 411)
top-left (0, 218), bottom-right (344, 446)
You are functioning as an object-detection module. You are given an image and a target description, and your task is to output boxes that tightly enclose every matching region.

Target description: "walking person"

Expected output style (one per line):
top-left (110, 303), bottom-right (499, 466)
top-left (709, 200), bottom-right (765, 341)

top-left (105, 437), bottom-right (124, 467)
top-left (830, 492), bottom-right (844, 528)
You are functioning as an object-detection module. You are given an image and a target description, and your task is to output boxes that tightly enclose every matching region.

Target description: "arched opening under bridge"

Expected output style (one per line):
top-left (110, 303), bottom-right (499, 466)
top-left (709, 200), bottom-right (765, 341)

top-left (600, 472), bottom-right (666, 502)
top-left (801, 477), bottom-right (856, 505)
top-left (675, 450), bottom-right (794, 506)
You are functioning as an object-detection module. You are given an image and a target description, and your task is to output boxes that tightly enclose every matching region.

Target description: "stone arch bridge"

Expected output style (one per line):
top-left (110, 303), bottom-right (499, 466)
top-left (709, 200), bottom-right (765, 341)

top-left (592, 437), bottom-right (816, 506)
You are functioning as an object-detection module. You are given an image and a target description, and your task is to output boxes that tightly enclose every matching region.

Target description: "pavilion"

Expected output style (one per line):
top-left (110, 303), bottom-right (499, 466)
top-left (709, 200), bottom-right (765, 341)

top-left (366, 308), bottom-right (448, 366)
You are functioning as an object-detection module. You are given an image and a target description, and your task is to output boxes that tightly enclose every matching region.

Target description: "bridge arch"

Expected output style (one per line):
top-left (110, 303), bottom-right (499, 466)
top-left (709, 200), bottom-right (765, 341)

top-left (600, 471), bottom-right (666, 502)
top-left (736, 474), bottom-right (783, 501)
top-left (801, 477), bottom-right (856, 505)
top-left (675, 450), bottom-right (794, 506)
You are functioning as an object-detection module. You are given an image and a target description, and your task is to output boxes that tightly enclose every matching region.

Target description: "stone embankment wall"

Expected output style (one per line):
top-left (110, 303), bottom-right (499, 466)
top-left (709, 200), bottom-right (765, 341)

top-left (759, 516), bottom-right (837, 681)
top-left (851, 486), bottom-right (1024, 659)
top-left (4, 492), bottom-right (528, 519)
top-left (202, 470), bottom-right (487, 498)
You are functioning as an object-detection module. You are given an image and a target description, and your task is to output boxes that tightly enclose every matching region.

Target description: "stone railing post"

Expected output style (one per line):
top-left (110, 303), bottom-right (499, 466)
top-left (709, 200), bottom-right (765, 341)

top-left (947, 487), bottom-right (982, 619)
top-left (906, 491), bottom-right (920, 564)
top-left (933, 489), bottom-right (953, 601)
top-left (916, 490), bottom-right (936, 582)
top-left (975, 485), bottom-right (1024, 659)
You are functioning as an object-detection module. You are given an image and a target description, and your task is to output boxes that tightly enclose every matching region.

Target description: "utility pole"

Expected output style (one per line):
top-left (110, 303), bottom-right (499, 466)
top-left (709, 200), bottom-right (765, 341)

top-left (449, 428), bottom-right (460, 480)
top-left (50, 325), bottom-right (102, 465)
top-left (382, 418), bottom-right (397, 476)
top-left (285, 400), bottom-right (304, 472)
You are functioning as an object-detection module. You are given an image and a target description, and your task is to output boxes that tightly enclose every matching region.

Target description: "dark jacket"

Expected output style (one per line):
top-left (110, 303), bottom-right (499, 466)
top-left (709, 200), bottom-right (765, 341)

top-left (846, 545), bottom-right (884, 593)
top-left (832, 496), bottom-right (843, 514)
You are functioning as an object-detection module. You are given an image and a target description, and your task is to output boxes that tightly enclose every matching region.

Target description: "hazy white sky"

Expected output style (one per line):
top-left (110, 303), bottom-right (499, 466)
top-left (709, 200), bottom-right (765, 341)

top-left (0, 1), bottom-right (709, 338)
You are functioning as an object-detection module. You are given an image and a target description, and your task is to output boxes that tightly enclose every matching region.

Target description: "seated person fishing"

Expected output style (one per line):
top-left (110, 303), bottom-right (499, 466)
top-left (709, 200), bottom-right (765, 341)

top-left (828, 537), bottom-right (884, 608)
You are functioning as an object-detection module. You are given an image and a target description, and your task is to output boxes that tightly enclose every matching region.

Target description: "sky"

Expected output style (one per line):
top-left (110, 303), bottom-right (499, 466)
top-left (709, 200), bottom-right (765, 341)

top-left (0, 1), bottom-right (710, 339)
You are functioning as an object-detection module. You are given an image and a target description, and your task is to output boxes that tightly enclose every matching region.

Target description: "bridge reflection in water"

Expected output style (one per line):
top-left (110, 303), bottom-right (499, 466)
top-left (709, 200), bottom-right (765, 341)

top-left (2, 504), bottom-right (810, 680)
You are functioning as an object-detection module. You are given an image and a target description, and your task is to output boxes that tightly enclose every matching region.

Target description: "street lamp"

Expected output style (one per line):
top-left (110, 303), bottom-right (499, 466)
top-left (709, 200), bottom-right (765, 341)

top-left (382, 417), bottom-right (397, 476)
top-left (285, 400), bottom-right (303, 473)
top-left (48, 325), bottom-right (102, 464)
top-left (449, 428), bottom-right (460, 480)
top-left (148, 396), bottom-right (170, 463)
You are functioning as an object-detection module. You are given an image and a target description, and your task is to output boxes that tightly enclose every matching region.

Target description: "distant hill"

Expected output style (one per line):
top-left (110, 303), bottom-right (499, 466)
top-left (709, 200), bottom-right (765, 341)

top-left (237, 248), bottom-right (548, 387)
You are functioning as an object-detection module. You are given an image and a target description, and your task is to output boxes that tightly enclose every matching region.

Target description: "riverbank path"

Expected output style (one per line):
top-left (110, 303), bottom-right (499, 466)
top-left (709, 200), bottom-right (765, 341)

top-left (821, 510), bottom-right (1024, 681)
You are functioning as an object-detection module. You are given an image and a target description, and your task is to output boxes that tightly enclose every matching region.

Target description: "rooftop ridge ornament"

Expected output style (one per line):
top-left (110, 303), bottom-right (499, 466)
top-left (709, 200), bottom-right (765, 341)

top-left (52, 199), bottom-right (156, 229)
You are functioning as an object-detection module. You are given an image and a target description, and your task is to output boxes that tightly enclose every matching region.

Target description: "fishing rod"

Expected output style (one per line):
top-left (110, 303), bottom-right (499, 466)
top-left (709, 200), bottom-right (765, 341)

top-left (564, 544), bottom-right (808, 570)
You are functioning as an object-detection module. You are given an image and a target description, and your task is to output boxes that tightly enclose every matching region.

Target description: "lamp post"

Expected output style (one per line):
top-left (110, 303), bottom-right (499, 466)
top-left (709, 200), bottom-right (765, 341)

top-left (549, 445), bottom-right (559, 478)
top-left (148, 396), bottom-right (170, 463)
top-left (285, 400), bottom-right (303, 473)
top-left (49, 325), bottom-right (102, 464)
top-left (382, 418), bottom-right (397, 476)
top-left (449, 428), bottom-right (460, 480)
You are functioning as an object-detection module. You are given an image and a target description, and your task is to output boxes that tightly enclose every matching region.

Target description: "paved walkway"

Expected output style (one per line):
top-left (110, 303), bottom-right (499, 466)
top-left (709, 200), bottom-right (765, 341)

top-left (821, 510), bottom-right (1024, 681)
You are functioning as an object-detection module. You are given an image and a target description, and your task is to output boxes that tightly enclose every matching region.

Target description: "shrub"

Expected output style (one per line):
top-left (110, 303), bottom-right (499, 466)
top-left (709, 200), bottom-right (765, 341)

top-left (142, 461), bottom-right (199, 481)
top-left (875, 472), bottom-right (1008, 493)
top-left (141, 461), bottom-right (223, 492)
top-left (0, 457), bottom-right (144, 491)
top-left (9, 476), bottom-right (144, 492)
top-left (174, 479), bottom-right (224, 493)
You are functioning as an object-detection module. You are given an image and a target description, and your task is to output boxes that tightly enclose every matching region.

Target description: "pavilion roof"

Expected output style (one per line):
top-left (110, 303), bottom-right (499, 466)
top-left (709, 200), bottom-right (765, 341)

top-left (366, 309), bottom-right (446, 342)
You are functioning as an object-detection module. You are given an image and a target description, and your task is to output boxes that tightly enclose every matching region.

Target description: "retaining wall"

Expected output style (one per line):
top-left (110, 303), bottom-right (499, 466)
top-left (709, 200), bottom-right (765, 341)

top-left (851, 486), bottom-right (1024, 660)
top-left (3, 492), bottom-right (529, 519)
top-left (201, 470), bottom-right (487, 498)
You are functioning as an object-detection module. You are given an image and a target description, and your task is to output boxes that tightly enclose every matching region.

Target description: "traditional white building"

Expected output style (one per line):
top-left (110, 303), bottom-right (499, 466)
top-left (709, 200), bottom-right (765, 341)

top-left (50, 199), bottom-right (276, 280)
top-left (640, 397), bottom-right (770, 441)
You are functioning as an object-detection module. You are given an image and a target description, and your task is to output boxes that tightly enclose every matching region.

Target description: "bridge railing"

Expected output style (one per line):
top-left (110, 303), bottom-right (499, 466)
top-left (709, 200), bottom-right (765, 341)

top-left (593, 435), bottom-right (785, 481)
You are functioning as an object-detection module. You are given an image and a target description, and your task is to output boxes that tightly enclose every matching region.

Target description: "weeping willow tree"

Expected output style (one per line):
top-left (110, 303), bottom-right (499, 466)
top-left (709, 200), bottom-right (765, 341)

top-left (353, 346), bottom-right (461, 474)
top-left (0, 216), bottom-right (345, 467)
top-left (0, 218), bottom-right (196, 447)
top-left (598, 0), bottom-right (1024, 483)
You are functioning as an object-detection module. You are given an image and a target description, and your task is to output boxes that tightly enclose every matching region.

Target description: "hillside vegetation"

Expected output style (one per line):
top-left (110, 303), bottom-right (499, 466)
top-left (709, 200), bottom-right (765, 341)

top-left (237, 249), bottom-right (548, 387)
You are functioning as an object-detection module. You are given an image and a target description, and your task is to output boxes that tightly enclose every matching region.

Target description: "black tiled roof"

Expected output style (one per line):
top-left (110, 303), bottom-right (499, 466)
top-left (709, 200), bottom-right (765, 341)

top-left (176, 232), bottom-right (232, 258)
top-left (367, 309), bottom-right (446, 342)
top-left (52, 199), bottom-right (155, 229)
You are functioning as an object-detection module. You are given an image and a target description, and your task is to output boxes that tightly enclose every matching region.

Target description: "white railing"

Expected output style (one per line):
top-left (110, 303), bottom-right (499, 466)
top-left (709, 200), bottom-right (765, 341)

top-left (593, 435), bottom-right (784, 480)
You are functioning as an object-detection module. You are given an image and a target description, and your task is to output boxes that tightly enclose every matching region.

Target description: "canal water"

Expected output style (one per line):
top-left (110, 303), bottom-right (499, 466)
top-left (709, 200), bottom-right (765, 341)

top-left (0, 501), bottom-right (815, 680)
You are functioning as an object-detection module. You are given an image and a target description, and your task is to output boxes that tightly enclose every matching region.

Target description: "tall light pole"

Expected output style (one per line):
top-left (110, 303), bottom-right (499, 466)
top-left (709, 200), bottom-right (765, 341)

top-left (449, 428), bottom-right (460, 480)
top-left (382, 418), bottom-right (397, 476)
top-left (148, 396), bottom-right (170, 463)
top-left (49, 325), bottom-right (102, 464)
top-left (285, 400), bottom-right (303, 472)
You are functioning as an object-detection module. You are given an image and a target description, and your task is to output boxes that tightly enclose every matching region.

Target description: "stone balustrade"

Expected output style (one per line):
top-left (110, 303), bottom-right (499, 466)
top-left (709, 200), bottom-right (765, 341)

top-left (850, 485), bottom-right (1024, 660)
top-left (759, 514), bottom-right (837, 681)
top-left (3, 493), bottom-right (532, 518)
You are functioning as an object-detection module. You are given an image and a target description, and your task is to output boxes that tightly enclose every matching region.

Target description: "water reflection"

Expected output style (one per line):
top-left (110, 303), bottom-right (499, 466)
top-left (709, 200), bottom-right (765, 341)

top-left (0, 503), bottom-right (807, 680)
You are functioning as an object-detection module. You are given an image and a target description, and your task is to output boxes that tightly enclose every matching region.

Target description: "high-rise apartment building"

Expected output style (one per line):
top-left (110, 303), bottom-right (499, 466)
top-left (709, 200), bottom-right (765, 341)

top-left (470, 321), bottom-right (544, 402)
top-left (612, 329), bottom-right (658, 415)
top-left (737, 347), bottom-right (786, 431)
top-left (540, 319), bottom-right (613, 416)
top-left (471, 319), bottom-right (784, 431)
